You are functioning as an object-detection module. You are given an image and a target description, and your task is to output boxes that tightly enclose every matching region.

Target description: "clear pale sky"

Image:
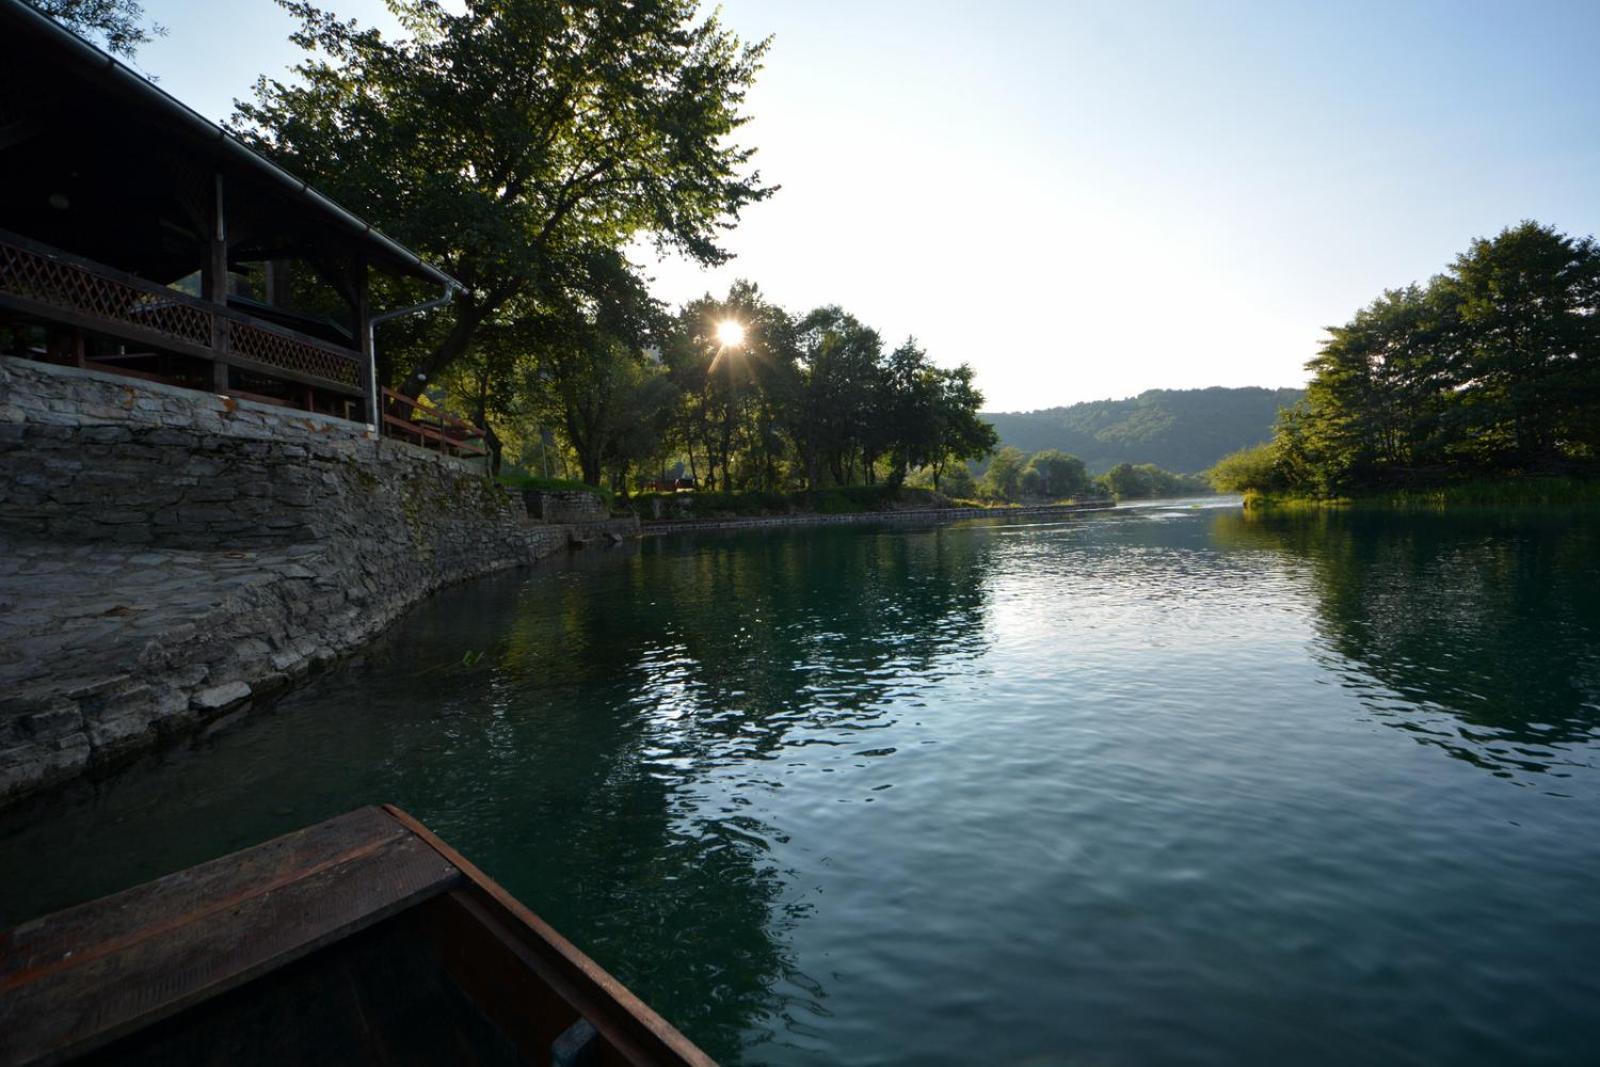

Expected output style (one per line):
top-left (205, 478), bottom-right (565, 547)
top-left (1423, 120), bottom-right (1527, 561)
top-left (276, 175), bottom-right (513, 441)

top-left (135, 0), bottom-right (1600, 412)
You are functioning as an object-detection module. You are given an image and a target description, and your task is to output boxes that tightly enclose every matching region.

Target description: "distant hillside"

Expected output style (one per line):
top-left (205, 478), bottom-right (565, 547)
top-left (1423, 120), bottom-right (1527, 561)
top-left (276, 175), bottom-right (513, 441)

top-left (983, 386), bottom-right (1305, 474)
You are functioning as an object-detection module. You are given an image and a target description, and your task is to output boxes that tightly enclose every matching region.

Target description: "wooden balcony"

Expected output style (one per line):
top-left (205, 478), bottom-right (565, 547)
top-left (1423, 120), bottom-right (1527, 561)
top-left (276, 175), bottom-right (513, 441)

top-left (0, 228), bottom-right (370, 417)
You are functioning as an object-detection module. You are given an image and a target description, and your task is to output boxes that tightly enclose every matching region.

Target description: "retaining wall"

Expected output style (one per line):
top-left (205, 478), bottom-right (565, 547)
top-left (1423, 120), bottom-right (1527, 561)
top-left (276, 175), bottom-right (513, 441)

top-left (524, 489), bottom-right (609, 524)
top-left (0, 356), bottom-right (635, 805)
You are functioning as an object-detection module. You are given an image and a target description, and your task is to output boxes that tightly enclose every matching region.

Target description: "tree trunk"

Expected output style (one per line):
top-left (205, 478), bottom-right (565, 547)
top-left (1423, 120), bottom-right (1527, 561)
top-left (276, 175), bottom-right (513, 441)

top-left (397, 296), bottom-right (496, 400)
top-left (471, 362), bottom-right (502, 474)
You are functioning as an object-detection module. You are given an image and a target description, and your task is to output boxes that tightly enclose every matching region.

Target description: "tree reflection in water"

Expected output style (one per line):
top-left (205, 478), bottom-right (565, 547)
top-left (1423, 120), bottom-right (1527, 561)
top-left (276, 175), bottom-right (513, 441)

top-left (484, 527), bottom-right (994, 1055)
top-left (350, 524), bottom-right (996, 1058)
top-left (0, 525), bottom-right (994, 1063)
top-left (1213, 509), bottom-right (1600, 782)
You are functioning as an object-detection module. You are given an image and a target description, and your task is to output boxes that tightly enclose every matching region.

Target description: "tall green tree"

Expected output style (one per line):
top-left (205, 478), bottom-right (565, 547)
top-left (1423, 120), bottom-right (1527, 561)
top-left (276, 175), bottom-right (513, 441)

top-left (924, 365), bottom-right (997, 491)
top-left (879, 339), bottom-right (940, 486)
top-left (234, 0), bottom-right (774, 395)
top-left (664, 281), bottom-right (797, 492)
top-left (793, 307), bottom-right (884, 487)
top-left (523, 252), bottom-right (670, 486)
top-left (1450, 221), bottom-right (1600, 466)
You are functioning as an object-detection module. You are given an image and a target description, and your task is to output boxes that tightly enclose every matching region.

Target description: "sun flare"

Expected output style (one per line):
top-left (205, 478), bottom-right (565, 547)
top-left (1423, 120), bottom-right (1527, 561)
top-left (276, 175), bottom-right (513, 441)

top-left (715, 319), bottom-right (746, 348)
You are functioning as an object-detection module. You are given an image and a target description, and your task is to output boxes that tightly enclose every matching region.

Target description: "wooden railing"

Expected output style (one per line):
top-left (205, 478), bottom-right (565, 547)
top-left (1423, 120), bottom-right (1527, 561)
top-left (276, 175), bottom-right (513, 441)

top-left (0, 228), bottom-right (367, 401)
top-left (380, 387), bottom-right (488, 458)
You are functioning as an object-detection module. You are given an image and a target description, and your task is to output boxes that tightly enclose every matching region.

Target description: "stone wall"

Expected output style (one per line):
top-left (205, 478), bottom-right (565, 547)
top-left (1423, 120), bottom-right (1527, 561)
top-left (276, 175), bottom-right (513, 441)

top-left (524, 489), bottom-right (609, 524)
top-left (0, 356), bottom-right (636, 805)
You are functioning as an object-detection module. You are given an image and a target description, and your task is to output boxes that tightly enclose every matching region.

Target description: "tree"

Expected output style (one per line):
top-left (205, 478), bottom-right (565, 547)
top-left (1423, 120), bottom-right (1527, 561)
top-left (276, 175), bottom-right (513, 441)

top-left (925, 462), bottom-right (978, 499)
top-left (792, 307), bottom-right (883, 487)
top-left (1021, 450), bottom-right (1090, 499)
top-left (663, 281), bottom-right (797, 492)
top-left (234, 0), bottom-right (774, 397)
top-left (1258, 220), bottom-right (1600, 498)
top-left (524, 251), bottom-right (668, 487)
top-left (1450, 221), bottom-right (1600, 467)
top-left (1103, 462), bottom-right (1151, 500)
top-left (925, 365), bottom-right (997, 492)
top-left (27, 0), bottom-right (163, 57)
top-left (981, 446), bottom-right (1027, 500)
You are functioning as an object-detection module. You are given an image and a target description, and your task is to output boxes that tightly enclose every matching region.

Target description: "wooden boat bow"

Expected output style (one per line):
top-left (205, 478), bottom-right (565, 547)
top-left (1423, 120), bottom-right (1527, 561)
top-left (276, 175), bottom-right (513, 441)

top-left (0, 805), bottom-right (715, 1066)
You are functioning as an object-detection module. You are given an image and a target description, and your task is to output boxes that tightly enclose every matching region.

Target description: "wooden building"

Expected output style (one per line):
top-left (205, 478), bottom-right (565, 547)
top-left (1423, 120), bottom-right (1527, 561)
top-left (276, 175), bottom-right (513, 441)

top-left (0, 0), bottom-right (461, 426)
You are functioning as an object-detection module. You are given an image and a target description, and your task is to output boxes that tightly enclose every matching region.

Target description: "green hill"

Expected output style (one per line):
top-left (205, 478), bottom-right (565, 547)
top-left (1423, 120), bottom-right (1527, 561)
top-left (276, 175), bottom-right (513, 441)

top-left (983, 386), bottom-right (1305, 474)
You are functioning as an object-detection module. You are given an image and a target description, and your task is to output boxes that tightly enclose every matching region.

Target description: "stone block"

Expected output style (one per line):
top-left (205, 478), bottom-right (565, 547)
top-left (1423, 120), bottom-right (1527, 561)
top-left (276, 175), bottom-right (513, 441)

top-left (192, 681), bottom-right (252, 711)
top-left (18, 702), bottom-right (84, 741)
top-left (0, 736), bottom-right (90, 804)
top-left (94, 510), bottom-right (151, 525)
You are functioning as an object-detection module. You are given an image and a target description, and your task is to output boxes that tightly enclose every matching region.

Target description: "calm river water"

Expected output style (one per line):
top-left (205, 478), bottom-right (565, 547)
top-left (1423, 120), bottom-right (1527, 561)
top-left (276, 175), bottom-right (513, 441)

top-left (4, 501), bottom-right (1599, 1065)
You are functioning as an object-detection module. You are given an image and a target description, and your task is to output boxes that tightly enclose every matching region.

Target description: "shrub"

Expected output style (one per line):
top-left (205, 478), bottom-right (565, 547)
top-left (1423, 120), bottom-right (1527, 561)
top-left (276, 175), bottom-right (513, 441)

top-left (1208, 442), bottom-right (1282, 494)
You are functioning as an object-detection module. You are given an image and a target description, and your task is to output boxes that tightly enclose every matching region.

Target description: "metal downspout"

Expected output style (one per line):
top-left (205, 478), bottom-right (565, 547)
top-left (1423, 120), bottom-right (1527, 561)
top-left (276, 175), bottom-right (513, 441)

top-left (367, 284), bottom-right (458, 431)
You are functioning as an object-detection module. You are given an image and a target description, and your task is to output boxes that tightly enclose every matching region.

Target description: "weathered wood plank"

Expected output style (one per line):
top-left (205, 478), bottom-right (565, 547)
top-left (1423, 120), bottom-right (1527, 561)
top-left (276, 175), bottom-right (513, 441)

top-left (384, 805), bottom-right (716, 1067)
top-left (0, 806), bottom-right (461, 1067)
top-left (1, 808), bottom-right (400, 981)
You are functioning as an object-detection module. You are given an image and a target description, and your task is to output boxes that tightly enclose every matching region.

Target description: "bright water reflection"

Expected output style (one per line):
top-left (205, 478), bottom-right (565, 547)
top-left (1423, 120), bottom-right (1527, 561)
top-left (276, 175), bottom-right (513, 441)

top-left (3, 502), bottom-right (1599, 1065)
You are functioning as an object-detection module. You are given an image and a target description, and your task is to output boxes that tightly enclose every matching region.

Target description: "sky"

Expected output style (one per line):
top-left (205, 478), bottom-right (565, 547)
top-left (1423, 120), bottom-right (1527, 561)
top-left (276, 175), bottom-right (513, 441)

top-left (133, 0), bottom-right (1600, 412)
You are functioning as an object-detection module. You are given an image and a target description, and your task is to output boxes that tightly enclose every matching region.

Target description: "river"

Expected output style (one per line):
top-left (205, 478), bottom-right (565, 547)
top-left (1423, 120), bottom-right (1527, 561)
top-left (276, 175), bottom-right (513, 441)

top-left (3, 500), bottom-right (1598, 1065)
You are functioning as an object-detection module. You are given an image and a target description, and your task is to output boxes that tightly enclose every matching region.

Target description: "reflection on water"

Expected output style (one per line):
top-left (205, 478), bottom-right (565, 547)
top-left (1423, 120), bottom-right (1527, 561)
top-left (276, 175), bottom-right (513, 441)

top-left (1215, 510), bottom-right (1600, 782)
top-left (4, 506), bottom-right (1599, 1065)
top-left (0, 526), bottom-right (996, 1061)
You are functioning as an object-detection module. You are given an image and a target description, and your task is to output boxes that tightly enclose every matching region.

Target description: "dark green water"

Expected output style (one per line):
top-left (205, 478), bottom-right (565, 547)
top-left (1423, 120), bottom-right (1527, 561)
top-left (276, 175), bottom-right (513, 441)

top-left (4, 501), bottom-right (1599, 1065)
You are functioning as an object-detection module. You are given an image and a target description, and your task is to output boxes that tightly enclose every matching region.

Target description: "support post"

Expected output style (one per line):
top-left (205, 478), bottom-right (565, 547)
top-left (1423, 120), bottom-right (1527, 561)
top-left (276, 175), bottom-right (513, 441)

top-left (265, 259), bottom-right (291, 309)
top-left (201, 171), bottom-right (229, 392)
top-left (352, 254), bottom-right (374, 431)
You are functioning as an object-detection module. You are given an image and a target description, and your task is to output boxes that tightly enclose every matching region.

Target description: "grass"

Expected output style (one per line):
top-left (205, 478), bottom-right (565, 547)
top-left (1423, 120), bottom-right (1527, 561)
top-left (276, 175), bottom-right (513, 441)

top-left (496, 471), bottom-right (615, 508)
top-left (1367, 476), bottom-right (1600, 510)
top-left (1243, 490), bottom-right (1350, 511)
top-left (1246, 475), bottom-right (1600, 512)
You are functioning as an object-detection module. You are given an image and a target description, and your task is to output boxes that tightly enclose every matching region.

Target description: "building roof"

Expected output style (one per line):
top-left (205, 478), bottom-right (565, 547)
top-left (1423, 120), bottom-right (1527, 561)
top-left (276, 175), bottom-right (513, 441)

top-left (0, 0), bottom-right (462, 293)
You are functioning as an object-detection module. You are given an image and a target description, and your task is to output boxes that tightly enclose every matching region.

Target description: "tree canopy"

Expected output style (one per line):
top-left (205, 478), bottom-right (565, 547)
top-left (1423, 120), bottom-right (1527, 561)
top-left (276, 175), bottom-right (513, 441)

top-left (1215, 221), bottom-right (1600, 497)
top-left (224, 2), bottom-right (997, 494)
top-left (27, 0), bottom-right (163, 57)
top-left (608, 284), bottom-right (994, 497)
top-left (233, 0), bottom-right (774, 407)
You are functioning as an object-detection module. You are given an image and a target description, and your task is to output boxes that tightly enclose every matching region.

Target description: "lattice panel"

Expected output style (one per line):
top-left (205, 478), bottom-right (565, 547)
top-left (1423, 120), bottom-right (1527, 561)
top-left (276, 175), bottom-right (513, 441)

top-left (0, 238), bottom-right (213, 346)
top-left (230, 321), bottom-right (361, 387)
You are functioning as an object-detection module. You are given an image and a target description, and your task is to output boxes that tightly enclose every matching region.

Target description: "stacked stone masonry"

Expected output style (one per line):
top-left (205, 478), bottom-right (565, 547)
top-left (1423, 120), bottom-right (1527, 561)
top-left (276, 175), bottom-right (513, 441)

top-left (0, 356), bottom-right (635, 806)
top-left (524, 489), bottom-right (610, 524)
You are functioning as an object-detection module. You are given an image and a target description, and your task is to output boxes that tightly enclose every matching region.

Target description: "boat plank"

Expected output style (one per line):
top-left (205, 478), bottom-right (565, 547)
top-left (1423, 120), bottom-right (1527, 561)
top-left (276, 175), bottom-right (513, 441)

top-left (0, 808), bottom-right (460, 1067)
top-left (0, 807), bottom-right (404, 981)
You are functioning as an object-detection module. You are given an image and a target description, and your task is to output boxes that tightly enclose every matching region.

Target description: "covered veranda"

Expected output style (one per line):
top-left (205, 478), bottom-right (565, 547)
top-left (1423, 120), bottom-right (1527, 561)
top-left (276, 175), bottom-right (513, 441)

top-left (0, 0), bottom-right (482, 457)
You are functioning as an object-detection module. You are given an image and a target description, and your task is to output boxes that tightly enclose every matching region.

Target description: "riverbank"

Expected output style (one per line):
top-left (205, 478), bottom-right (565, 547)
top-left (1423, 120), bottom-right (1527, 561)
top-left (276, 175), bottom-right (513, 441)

top-left (1245, 475), bottom-right (1600, 512)
top-left (0, 356), bottom-right (636, 807)
top-left (638, 499), bottom-right (1116, 536)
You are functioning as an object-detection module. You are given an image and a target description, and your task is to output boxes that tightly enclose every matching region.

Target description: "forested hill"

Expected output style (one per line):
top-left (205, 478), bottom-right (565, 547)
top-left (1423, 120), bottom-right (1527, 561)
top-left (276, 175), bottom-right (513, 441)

top-left (983, 387), bottom-right (1305, 473)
